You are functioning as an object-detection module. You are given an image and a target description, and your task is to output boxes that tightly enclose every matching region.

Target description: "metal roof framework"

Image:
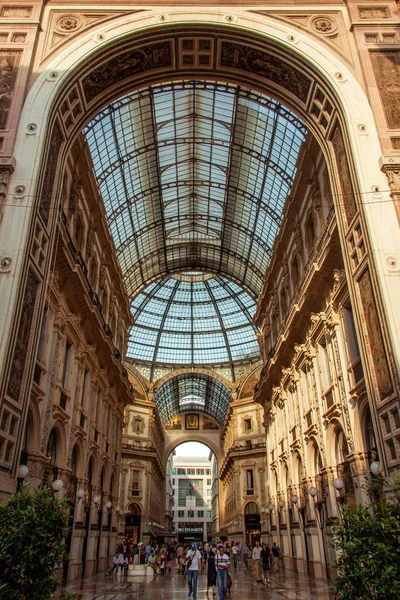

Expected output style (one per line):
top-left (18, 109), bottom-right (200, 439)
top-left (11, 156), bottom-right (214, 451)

top-left (84, 81), bottom-right (307, 300)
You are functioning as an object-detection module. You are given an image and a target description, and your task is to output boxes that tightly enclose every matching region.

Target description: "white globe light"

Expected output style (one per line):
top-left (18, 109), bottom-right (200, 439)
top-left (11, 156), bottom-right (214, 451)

top-left (308, 486), bottom-right (318, 497)
top-left (268, 503), bottom-right (274, 511)
top-left (52, 479), bottom-right (64, 492)
top-left (333, 478), bottom-right (344, 490)
top-left (17, 465), bottom-right (29, 480)
top-left (291, 494), bottom-right (298, 504)
top-left (76, 488), bottom-right (85, 499)
top-left (106, 501), bottom-right (112, 509)
top-left (93, 495), bottom-right (101, 505)
top-left (370, 461), bottom-right (380, 476)
top-left (265, 508), bottom-right (270, 515)
top-left (115, 505), bottom-right (121, 513)
top-left (279, 500), bottom-right (285, 508)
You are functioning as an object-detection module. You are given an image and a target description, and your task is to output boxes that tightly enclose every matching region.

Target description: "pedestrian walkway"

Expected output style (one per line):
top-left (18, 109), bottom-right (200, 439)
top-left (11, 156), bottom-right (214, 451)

top-left (53, 563), bottom-right (334, 599)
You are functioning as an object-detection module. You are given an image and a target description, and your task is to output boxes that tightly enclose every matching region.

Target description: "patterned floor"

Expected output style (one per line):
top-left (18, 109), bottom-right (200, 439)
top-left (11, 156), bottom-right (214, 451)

top-left (53, 562), bottom-right (335, 599)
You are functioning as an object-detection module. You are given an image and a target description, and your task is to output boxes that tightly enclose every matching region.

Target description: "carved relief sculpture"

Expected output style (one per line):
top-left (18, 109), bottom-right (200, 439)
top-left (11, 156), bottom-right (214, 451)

top-left (0, 50), bottom-right (22, 129)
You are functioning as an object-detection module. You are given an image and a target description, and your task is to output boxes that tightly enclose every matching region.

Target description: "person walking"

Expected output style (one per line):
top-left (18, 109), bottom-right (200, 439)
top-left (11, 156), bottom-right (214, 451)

top-left (144, 543), bottom-right (152, 563)
top-left (186, 542), bottom-right (202, 600)
top-left (231, 543), bottom-right (238, 570)
top-left (206, 549), bottom-right (217, 596)
top-left (252, 540), bottom-right (263, 582)
top-left (242, 543), bottom-right (249, 569)
top-left (261, 543), bottom-right (271, 585)
top-left (107, 551), bottom-right (123, 576)
top-left (215, 544), bottom-right (231, 600)
top-left (271, 542), bottom-right (281, 571)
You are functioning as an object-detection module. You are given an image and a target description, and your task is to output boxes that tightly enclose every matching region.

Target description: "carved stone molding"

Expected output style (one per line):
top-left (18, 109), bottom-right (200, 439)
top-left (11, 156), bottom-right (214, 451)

top-left (0, 157), bottom-right (15, 198)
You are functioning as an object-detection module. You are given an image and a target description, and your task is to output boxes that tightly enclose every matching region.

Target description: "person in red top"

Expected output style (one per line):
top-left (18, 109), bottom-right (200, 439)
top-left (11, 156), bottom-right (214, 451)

top-left (215, 544), bottom-right (230, 600)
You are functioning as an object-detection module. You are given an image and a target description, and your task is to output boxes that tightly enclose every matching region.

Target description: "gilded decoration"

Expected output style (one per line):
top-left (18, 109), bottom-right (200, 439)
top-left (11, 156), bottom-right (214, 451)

top-left (370, 51), bottom-right (400, 129)
top-left (219, 41), bottom-right (311, 103)
top-left (0, 50), bottom-right (22, 129)
top-left (82, 41), bottom-right (173, 103)
top-left (6, 269), bottom-right (39, 401)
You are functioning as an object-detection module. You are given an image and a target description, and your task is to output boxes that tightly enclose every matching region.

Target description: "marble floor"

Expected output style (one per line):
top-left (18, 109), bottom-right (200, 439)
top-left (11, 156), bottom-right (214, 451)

top-left (54, 563), bottom-right (334, 600)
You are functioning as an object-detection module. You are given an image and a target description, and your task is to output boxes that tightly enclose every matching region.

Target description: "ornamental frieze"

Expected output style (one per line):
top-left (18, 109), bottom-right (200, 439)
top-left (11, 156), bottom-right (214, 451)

top-left (82, 41), bottom-right (173, 104)
top-left (370, 50), bottom-right (400, 129)
top-left (219, 40), bottom-right (311, 103)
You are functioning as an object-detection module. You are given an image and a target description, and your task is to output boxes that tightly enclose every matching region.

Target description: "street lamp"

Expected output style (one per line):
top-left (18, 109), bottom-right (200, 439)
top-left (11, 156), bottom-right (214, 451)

top-left (308, 487), bottom-right (328, 578)
top-left (76, 488), bottom-right (85, 502)
top-left (17, 464), bottom-right (29, 490)
top-left (370, 461), bottom-right (380, 476)
top-left (290, 492), bottom-right (310, 574)
top-left (52, 479), bottom-right (64, 492)
top-left (333, 477), bottom-right (345, 505)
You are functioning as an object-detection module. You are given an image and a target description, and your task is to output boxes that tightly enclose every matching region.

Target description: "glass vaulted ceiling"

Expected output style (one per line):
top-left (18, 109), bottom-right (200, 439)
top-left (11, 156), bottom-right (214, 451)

top-left (127, 273), bottom-right (259, 368)
top-left (84, 81), bottom-right (307, 301)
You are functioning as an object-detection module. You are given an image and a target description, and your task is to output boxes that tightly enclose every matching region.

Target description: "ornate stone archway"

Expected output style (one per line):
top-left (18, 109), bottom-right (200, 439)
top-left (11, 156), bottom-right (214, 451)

top-left (0, 8), bottom-right (397, 481)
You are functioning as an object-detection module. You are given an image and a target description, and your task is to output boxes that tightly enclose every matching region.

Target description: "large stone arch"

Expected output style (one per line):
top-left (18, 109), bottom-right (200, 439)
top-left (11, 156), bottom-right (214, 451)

top-left (163, 434), bottom-right (223, 467)
top-left (1, 8), bottom-right (398, 478)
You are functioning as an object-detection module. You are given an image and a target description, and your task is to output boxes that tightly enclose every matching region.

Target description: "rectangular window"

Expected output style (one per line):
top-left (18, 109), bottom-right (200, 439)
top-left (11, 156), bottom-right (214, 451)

top-left (188, 510), bottom-right (194, 518)
top-left (37, 304), bottom-right (48, 362)
top-left (196, 468), bottom-right (204, 475)
top-left (318, 339), bottom-right (331, 390)
top-left (244, 417), bottom-right (252, 430)
top-left (132, 470), bottom-right (140, 496)
top-left (178, 510), bottom-right (184, 517)
top-left (81, 369), bottom-right (89, 410)
top-left (61, 341), bottom-right (71, 388)
top-left (94, 389), bottom-right (102, 424)
top-left (246, 469), bottom-right (254, 494)
top-left (207, 478), bottom-right (211, 486)
top-left (172, 468), bottom-right (177, 475)
top-left (198, 510), bottom-right (204, 517)
top-left (177, 468), bottom-right (185, 474)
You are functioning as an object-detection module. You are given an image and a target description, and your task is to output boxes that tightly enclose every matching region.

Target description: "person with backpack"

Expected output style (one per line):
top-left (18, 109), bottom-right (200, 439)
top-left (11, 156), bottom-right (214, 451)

top-left (186, 542), bottom-right (202, 600)
top-left (271, 542), bottom-right (281, 570)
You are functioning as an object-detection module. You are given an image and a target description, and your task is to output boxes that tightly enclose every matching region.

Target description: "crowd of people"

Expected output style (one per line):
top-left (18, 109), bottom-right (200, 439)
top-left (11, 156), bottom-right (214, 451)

top-left (107, 537), bottom-right (282, 600)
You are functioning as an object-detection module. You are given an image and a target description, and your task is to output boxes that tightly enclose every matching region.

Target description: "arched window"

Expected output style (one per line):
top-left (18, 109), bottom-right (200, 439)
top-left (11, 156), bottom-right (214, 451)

top-left (245, 501), bottom-right (259, 515)
top-left (47, 429), bottom-right (57, 466)
top-left (71, 446), bottom-right (77, 477)
top-left (364, 406), bottom-right (377, 457)
top-left (335, 426), bottom-right (349, 465)
top-left (305, 213), bottom-right (315, 249)
top-left (128, 503), bottom-right (141, 515)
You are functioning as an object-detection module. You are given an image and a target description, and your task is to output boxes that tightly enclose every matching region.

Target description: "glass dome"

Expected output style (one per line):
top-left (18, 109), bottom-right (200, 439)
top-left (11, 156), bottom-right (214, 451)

top-left (127, 273), bottom-right (259, 368)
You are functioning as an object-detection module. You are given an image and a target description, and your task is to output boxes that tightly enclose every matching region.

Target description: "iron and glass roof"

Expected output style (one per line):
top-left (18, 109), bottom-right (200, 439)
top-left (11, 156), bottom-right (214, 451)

top-left (84, 81), bottom-right (307, 300)
top-left (127, 272), bottom-right (259, 370)
top-left (154, 373), bottom-right (231, 427)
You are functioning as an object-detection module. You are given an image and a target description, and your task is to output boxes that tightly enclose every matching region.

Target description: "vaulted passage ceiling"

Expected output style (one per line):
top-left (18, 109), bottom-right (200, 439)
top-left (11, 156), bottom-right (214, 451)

top-left (154, 373), bottom-right (231, 427)
top-left (84, 81), bottom-right (307, 300)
